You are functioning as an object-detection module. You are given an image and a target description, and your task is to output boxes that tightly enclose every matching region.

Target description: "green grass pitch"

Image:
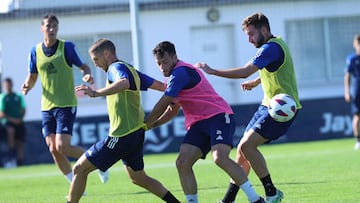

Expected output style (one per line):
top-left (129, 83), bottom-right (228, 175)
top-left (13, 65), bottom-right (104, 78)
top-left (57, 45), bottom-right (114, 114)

top-left (0, 138), bottom-right (359, 203)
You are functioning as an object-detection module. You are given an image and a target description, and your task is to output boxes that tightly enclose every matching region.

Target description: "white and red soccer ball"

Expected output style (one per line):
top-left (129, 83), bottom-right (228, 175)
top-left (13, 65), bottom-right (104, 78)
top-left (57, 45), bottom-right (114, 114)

top-left (268, 93), bottom-right (297, 122)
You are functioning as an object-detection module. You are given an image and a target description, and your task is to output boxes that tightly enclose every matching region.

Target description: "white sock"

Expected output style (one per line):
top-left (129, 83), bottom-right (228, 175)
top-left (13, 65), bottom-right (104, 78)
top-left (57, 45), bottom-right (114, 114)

top-left (240, 180), bottom-right (261, 202)
top-left (185, 194), bottom-right (198, 203)
top-left (65, 172), bottom-right (73, 183)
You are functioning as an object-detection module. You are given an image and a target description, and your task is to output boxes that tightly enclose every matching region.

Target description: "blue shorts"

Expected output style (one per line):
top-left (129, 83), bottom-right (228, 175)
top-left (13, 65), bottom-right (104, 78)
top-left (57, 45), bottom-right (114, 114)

top-left (245, 105), bottom-right (297, 141)
top-left (85, 128), bottom-right (145, 172)
top-left (184, 113), bottom-right (235, 159)
top-left (351, 93), bottom-right (360, 115)
top-left (351, 85), bottom-right (360, 114)
top-left (41, 107), bottom-right (77, 137)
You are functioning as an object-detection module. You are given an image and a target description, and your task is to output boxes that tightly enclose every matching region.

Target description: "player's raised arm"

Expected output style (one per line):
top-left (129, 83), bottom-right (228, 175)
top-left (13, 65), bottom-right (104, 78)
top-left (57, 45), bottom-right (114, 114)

top-left (76, 78), bottom-right (130, 98)
top-left (241, 77), bottom-right (261, 91)
top-left (195, 62), bottom-right (258, 79)
top-left (149, 79), bottom-right (165, 92)
top-left (80, 64), bottom-right (94, 84)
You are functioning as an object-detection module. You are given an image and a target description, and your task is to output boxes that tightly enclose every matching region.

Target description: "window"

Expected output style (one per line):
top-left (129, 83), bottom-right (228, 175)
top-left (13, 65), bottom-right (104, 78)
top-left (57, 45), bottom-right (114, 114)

top-left (285, 16), bottom-right (360, 86)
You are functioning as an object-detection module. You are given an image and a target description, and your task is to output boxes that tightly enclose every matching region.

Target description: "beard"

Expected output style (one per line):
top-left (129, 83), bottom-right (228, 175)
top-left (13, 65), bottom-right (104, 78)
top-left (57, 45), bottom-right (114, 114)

top-left (254, 33), bottom-right (265, 48)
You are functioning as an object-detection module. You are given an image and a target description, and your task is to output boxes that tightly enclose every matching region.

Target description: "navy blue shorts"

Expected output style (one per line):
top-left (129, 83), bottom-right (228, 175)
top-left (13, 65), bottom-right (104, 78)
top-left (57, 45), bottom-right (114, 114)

top-left (41, 107), bottom-right (77, 137)
top-left (245, 105), bottom-right (297, 141)
top-left (351, 85), bottom-right (360, 115)
top-left (183, 113), bottom-right (235, 159)
top-left (351, 93), bottom-right (360, 115)
top-left (85, 128), bottom-right (145, 172)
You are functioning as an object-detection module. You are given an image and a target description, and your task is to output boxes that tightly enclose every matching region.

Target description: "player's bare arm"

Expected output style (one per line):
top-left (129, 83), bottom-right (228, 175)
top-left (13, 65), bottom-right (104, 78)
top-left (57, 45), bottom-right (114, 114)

top-left (80, 64), bottom-right (94, 84)
top-left (195, 62), bottom-right (259, 79)
top-left (344, 72), bottom-right (351, 102)
top-left (21, 73), bottom-right (38, 95)
top-left (148, 103), bottom-right (180, 129)
top-left (241, 77), bottom-right (261, 91)
top-left (76, 78), bottom-right (129, 97)
top-left (145, 95), bottom-right (175, 128)
top-left (149, 79), bottom-right (165, 92)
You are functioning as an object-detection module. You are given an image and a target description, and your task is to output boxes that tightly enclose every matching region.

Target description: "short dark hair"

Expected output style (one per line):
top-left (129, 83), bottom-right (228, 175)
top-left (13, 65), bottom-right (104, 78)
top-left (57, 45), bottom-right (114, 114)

top-left (152, 41), bottom-right (176, 58)
top-left (42, 13), bottom-right (59, 25)
top-left (242, 12), bottom-right (270, 32)
top-left (354, 34), bottom-right (360, 44)
top-left (3, 77), bottom-right (12, 85)
top-left (89, 38), bottom-right (116, 55)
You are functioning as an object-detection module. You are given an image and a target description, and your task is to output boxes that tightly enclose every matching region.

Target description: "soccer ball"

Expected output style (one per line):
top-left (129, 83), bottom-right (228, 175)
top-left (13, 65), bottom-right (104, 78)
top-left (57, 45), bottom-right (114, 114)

top-left (268, 93), bottom-right (297, 122)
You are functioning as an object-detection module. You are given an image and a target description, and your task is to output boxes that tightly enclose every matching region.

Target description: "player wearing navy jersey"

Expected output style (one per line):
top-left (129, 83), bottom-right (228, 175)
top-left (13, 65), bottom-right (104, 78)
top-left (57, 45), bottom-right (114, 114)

top-left (196, 13), bottom-right (301, 203)
top-left (69, 39), bottom-right (180, 203)
top-left (146, 41), bottom-right (264, 203)
top-left (21, 14), bottom-right (109, 188)
top-left (344, 34), bottom-right (360, 150)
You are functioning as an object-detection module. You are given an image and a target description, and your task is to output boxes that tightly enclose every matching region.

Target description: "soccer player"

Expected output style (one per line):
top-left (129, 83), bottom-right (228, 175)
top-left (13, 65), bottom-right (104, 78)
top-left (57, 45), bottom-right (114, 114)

top-left (68, 38), bottom-right (181, 203)
top-left (195, 12), bottom-right (302, 203)
top-left (21, 14), bottom-right (109, 186)
top-left (344, 34), bottom-right (360, 150)
top-left (0, 77), bottom-right (26, 168)
top-left (145, 41), bottom-right (264, 203)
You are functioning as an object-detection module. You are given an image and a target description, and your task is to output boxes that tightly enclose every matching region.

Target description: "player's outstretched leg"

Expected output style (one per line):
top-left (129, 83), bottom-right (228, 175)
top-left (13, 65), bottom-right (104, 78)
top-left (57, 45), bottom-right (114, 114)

top-left (67, 155), bottom-right (96, 203)
top-left (125, 166), bottom-right (181, 203)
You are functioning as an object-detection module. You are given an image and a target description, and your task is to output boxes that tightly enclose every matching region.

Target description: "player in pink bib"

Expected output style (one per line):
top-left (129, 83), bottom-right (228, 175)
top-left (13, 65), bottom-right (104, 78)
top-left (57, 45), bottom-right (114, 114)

top-left (145, 41), bottom-right (264, 203)
top-left (171, 60), bottom-right (233, 130)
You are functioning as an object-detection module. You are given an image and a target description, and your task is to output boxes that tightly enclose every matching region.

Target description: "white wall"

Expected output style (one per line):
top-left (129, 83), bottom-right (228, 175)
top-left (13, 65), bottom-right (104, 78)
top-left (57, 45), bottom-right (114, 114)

top-left (0, 0), bottom-right (358, 120)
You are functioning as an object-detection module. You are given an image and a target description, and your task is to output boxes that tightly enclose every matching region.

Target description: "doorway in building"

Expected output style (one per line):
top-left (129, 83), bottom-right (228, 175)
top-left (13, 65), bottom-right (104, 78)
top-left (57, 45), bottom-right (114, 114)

top-left (190, 25), bottom-right (239, 104)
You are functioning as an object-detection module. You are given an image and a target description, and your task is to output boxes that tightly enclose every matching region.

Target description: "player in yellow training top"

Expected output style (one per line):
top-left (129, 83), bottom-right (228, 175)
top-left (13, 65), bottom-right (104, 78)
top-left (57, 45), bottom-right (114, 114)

top-left (68, 38), bottom-right (181, 203)
top-left (21, 14), bottom-right (109, 189)
top-left (196, 12), bottom-right (302, 203)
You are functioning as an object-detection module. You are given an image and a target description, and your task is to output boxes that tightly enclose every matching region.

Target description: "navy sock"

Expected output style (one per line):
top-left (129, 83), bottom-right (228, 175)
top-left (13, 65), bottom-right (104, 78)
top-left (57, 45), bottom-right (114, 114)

top-left (260, 174), bottom-right (276, 196)
top-left (162, 191), bottom-right (181, 203)
top-left (222, 183), bottom-right (239, 202)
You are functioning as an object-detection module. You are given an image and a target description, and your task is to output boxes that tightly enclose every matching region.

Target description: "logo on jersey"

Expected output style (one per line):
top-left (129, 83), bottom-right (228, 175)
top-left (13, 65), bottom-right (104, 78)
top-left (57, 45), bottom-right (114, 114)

top-left (46, 62), bottom-right (57, 74)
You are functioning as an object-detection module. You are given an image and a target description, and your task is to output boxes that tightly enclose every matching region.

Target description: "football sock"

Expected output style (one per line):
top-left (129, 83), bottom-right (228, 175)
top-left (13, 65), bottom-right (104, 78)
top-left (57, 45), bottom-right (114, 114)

top-left (162, 191), bottom-right (181, 203)
top-left (260, 174), bottom-right (276, 196)
top-left (65, 172), bottom-right (73, 183)
top-left (356, 136), bottom-right (360, 142)
top-left (185, 194), bottom-right (198, 203)
top-left (221, 182), bottom-right (239, 202)
top-left (240, 180), bottom-right (260, 203)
